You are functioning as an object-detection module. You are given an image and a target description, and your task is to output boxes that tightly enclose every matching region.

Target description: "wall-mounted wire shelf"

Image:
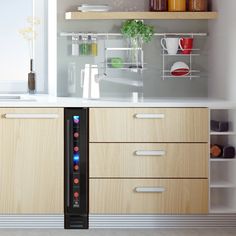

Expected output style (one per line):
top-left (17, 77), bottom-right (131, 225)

top-left (60, 31), bottom-right (207, 81)
top-left (157, 34), bottom-right (206, 80)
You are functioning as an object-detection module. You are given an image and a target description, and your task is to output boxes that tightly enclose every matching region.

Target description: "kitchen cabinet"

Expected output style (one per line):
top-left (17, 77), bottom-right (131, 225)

top-left (89, 108), bottom-right (209, 142)
top-left (0, 108), bottom-right (64, 214)
top-left (90, 179), bottom-right (208, 214)
top-left (89, 107), bottom-right (209, 214)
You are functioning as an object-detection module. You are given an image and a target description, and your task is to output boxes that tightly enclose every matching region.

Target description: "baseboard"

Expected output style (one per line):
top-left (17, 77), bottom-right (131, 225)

top-left (0, 214), bottom-right (235, 229)
top-left (0, 215), bottom-right (64, 229)
top-left (89, 214), bottom-right (236, 228)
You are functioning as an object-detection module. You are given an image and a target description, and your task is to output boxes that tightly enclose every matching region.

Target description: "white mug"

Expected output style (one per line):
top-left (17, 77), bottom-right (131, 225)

top-left (161, 38), bottom-right (181, 55)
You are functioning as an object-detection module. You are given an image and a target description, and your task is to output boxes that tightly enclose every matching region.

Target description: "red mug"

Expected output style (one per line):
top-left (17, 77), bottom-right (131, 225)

top-left (179, 38), bottom-right (194, 54)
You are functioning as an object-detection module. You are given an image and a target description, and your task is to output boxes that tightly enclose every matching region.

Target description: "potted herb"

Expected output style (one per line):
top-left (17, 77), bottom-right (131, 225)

top-left (121, 20), bottom-right (154, 69)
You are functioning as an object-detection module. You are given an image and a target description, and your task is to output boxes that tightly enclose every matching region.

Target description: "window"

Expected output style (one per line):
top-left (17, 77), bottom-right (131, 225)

top-left (0, 0), bottom-right (47, 93)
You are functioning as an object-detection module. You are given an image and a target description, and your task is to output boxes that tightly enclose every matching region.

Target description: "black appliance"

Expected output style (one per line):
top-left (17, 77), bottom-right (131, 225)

top-left (64, 108), bottom-right (89, 229)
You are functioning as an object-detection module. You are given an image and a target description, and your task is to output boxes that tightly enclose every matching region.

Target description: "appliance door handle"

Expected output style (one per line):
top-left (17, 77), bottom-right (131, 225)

top-left (66, 120), bottom-right (71, 208)
top-left (4, 114), bottom-right (59, 119)
top-left (135, 187), bottom-right (165, 193)
top-left (134, 113), bottom-right (165, 119)
top-left (135, 150), bottom-right (166, 156)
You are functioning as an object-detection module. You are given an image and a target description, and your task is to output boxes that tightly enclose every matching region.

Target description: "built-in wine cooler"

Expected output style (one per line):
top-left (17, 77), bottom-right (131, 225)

top-left (64, 108), bottom-right (89, 229)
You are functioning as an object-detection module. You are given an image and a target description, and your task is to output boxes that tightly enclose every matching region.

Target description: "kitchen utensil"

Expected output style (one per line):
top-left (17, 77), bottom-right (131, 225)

top-left (149, 0), bottom-right (168, 11)
top-left (161, 38), bottom-right (181, 55)
top-left (168, 0), bottom-right (186, 11)
top-left (179, 38), bottom-right (194, 54)
top-left (80, 64), bottom-right (100, 99)
top-left (188, 0), bottom-right (208, 12)
top-left (170, 62), bottom-right (190, 76)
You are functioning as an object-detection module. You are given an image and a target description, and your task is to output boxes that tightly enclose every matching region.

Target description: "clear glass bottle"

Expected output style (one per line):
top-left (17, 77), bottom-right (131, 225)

top-left (67, 62), bottom-right (77, 95)
top-left (71, 36), bottom-right (79, 56)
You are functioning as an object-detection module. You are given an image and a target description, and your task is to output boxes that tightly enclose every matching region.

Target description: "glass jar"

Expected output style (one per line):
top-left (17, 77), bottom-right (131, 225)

top-left (149, 0), bottom-right (168, 11)
top-left (188, 0), bottom-right (208, 11)
top-left (168, 0), bottom-right (186, 12)
top-left (79, 36), bottom-right (90, 56)
top-left (91, 36), bottom-right (98, 56)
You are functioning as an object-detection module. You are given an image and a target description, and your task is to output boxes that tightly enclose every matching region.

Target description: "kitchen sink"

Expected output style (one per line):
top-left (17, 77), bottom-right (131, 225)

top-left (0, 95), bottom-right (36, 102)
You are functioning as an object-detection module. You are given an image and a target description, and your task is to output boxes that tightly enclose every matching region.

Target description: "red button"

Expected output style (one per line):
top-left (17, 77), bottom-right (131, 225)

top-left (74, 165), bottom-right (79, 171)
top-left (74, 192), bottom-right (79, 198)
top-left (74, 146), bottom-right (79, 152)
top-left (74, 178), bottom-right (79, 184)
top-left (74, 132), bottom-right (79, 138)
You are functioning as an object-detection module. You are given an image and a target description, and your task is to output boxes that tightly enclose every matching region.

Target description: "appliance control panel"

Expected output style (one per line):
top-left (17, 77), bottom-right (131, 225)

top-left (72, 115), bottom-right (80, 208)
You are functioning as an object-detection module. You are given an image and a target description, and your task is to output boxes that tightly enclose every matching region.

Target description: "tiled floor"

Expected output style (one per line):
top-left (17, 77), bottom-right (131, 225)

top-left (0, 229), bottom-right (236, 236)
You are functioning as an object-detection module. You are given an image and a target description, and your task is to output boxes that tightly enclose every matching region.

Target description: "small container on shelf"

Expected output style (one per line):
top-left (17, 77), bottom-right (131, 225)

top-left (79, 35), bottom-right (90, 56)
top-left (71, 36), bottom-right (79, 56)
top-left (188, 0), bottom-right (208, 12)
top-left (211, 145), bottom-right (236, 159)
top-left (211, 120), bottom-right (229, 132)
top-left (149, 0), bottom-right (168, 11)
top-left (91, 36), bottom-right (98, 57)
top-left (168, 0), bottom-right (186, 12)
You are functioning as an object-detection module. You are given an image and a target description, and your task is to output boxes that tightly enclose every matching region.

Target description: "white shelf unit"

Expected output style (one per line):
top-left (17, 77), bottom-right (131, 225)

top-left (210, 109), bottom-right (236, 214)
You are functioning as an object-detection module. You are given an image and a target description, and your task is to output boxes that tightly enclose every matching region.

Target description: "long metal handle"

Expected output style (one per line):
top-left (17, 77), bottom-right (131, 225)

top-left (134, 113), bottom-right (165, 119)
top-left (66, 120), bottom-right (71, 208)
top-left (4, 114), bottom-right (59, 119)
top-left (135, 187), bottom-right (165, 193)
top-left (135, 150), bottom-right (166, 156)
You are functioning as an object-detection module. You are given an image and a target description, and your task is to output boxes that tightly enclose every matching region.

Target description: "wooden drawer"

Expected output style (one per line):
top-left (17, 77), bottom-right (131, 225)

top-left (89, 179), bottom-right (209, 214)
top-left (89, 108), bottom-right (208, 142)
top-left (89, 143), bottom-right (209, 178)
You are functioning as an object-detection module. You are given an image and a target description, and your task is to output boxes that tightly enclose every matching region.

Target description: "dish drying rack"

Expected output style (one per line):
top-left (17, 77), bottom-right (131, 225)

top-left (159, 33), bottom-right (207, 80)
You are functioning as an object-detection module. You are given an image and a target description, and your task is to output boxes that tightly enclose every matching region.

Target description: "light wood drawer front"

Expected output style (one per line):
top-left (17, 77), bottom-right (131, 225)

top-left (89, 108), bottom-right (209, 142)
top-left (90, 179), bottom-right (208, 214)
top-left (89, 143), bottom-right (208, 178)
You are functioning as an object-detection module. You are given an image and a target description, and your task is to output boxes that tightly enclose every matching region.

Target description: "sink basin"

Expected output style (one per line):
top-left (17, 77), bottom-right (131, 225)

top-left (0, 95), bottom-right (36, 102)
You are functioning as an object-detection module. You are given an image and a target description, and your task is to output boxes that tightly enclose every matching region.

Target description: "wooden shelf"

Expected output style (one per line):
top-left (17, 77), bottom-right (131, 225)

top-left (65, 11), bottom-right (218, 20)
top-left (210, 131), bottom-right (236, 136)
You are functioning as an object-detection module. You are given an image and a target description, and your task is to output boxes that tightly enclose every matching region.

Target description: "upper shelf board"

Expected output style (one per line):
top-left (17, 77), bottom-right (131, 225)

top-left (65, 11), bottom-right (218, 20)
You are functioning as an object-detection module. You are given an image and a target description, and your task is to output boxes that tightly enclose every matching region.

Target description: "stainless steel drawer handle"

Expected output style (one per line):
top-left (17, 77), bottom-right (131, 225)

top-left (134, 113), bottom-right (165, 119)
top-left (4, 114), bottom-right (59, 119)
top-left (135, 187), bottom-right (165, 193)
top-left (135, 150), bottom-right (166, 156)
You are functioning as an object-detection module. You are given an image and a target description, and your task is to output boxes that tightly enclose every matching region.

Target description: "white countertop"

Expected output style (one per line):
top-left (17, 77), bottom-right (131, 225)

top-left (0, 94), bottom-right (234, 109)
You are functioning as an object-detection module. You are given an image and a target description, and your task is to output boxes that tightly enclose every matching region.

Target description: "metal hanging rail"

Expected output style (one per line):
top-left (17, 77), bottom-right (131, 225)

top-left (60, 32), bottom-right (207, 37)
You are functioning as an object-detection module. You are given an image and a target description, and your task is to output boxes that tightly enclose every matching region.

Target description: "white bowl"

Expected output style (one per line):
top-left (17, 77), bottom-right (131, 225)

top-left (170, 62), bottom-right (190, 77)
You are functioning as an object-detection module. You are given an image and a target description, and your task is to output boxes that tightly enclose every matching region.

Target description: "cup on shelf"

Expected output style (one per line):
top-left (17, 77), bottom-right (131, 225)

top-left (161, 38), bottom-right (182, 55)
top-left (179, 37), bottom-right (194, 54)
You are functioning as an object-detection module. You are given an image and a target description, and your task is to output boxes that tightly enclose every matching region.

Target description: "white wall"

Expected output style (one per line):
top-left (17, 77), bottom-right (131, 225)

top-left (208, 0), bottom-right (236, 100)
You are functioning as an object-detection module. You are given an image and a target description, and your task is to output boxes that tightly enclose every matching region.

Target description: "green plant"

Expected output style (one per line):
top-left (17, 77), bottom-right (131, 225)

top-left (121, 20), bottom-right (154, 43)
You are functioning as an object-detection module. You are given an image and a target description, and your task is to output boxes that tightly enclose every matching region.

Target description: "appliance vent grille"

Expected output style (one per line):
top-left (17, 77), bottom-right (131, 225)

top-left (65, 215), bottom-right (88, 229)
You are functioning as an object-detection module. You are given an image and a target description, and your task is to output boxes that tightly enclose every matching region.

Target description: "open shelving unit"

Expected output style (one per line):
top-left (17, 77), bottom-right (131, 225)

top-left (210, 109), bottom-right (236, 214)
top-left (65, 11), bottom-right (218, 20)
